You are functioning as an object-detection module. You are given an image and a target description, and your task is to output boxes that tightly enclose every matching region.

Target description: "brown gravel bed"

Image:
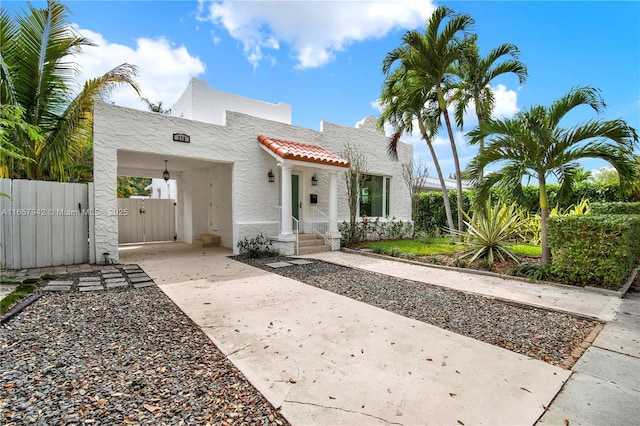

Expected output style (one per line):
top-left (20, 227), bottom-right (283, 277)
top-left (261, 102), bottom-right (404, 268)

top-left (236, 255), bottom-right (601, 368)
top-left (1, 286), bottom-right (289, 426)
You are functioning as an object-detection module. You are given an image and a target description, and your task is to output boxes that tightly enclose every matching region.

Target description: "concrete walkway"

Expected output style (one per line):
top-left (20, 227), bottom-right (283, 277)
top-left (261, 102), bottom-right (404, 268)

top-left (117, 243), bottom-right (634, 426)
top-left (7, 243), bottom-right (637, 425)
top-left (304, 251), bottom-right (640, 425)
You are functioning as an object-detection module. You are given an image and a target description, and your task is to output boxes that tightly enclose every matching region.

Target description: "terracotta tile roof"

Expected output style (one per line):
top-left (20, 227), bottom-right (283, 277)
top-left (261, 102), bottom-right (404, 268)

top-left (258, 135), bottom-right (349, 168)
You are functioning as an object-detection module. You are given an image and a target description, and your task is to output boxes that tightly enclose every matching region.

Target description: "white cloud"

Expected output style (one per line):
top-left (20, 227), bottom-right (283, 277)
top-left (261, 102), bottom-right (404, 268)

top-left (490, 84), bottom-right (519, 119)
top-left (198, 0), bottom-right (435, 69)
top-left (72, 27), bottom-right (206, 110)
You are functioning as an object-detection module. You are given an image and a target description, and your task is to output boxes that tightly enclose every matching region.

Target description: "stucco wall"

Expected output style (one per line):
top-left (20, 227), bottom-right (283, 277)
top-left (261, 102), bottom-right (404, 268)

top-left (171, 78), bottom-right (292, 126)
top-left (93, 87), bottom-right (412, 259)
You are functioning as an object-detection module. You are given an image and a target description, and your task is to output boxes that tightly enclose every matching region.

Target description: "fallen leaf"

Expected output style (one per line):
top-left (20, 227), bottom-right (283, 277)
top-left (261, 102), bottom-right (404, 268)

top-left (449, 393), bottom-right (457, 397)
top-left (143, 403), bottom-right (161, 413)
top-left (329, 396), bottom-right (336, 400)
top-left (124, 417), bottom-right (136, 424)
top-left (441, 362), bottom-right (447, 367)
top-left (564, 420), bottom-right (569, 426)
top-left (425, 358), bottom-right (433, 362)
top-left (457, 421), bottom-right (465, 425)
top-left (361, 349), bottom-right (364, 354)
top-left (288, 378), bottom-right (296, 384)
top-left (263, 345), bottom-right (269, 349)
top-left (520, 387), bottom-right (531, 393)
top-left (234, 329), bottom-right (240, 332)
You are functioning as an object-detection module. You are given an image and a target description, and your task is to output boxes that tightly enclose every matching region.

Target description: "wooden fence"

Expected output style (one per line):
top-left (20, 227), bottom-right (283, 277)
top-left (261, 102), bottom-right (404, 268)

top-left (0, 179), bottom-right (93, 269)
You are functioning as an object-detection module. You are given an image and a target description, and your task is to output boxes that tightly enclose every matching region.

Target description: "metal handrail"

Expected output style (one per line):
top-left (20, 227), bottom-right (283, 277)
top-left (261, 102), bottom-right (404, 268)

top-left (292, 216), bottom-right (299, 255)
top-left (311, 207), bottom-right (330, 244)
top-left (276, 206), bottom-right (299, 254)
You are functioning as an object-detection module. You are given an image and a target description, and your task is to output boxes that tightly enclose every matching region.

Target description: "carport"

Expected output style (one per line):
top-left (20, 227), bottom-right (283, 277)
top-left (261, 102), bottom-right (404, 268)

top-left (116, 150), bottom-right (232, 247)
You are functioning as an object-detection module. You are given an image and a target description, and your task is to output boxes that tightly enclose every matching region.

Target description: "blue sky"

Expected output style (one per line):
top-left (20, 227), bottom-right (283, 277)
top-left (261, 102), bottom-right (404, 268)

top-left (5, 0), bottom-right (640, 178)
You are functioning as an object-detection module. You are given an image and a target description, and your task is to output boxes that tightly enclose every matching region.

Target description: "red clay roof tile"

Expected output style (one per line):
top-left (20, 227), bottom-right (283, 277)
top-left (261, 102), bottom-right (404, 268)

top-left (258, 135), bottom-right (349, 168)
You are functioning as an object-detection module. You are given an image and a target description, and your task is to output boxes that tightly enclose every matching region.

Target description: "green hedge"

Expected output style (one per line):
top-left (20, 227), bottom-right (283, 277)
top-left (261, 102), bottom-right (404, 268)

top-left (589, 202), bottom-right (640, 215)
top-left (549, 215), bottom-right (640, 288)
top-left (415, 190), bottom-right (472, 232)
top-left (414, 182), bottom-right (636, 232)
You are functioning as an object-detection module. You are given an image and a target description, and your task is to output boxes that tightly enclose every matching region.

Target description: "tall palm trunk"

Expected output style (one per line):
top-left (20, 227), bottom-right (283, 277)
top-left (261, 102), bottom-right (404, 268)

top-left (437, 86), bottom-right (464, 235)
top-left (474, 102), bottom-right (486, 182)
top-left (418, 120), bottom-right (455, 234)
top-left (538, 176), bottom-right (551, 264)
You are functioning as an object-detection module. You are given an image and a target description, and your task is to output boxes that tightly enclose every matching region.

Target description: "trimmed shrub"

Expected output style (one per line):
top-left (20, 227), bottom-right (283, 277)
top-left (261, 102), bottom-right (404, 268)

top-left (589, 202), bottom-right (640, 215)
top-left (415, 190), bottom-right (472, 232)
top-left (549, 215), bottom-right (640, 288)
top-left (339, 218), bottom-right (413, 245)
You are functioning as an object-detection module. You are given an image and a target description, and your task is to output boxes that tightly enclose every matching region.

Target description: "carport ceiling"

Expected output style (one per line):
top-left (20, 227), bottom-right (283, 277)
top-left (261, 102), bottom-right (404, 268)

top-left (117, 150), bottom-right (223, 177)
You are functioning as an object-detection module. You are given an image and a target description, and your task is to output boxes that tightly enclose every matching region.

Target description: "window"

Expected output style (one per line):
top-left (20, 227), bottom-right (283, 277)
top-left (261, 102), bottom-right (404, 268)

top-left (360, 175), bottom-right (390, 217)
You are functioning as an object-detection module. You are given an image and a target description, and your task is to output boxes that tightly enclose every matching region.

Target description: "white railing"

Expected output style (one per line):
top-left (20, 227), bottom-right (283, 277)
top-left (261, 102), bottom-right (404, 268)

top-left (311, 207), bottom-right (330, 244)
top-left (292, 216), bottom-right (299, 255)
top-left (276, 206), bottom-right (299, 255)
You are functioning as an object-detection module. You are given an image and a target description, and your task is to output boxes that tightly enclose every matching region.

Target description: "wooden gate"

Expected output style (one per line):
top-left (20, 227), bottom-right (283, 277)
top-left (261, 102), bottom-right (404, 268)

top-left (0, 179), bottom-right (90, 269)
top-left (117, 198), bottom-right (176, 244)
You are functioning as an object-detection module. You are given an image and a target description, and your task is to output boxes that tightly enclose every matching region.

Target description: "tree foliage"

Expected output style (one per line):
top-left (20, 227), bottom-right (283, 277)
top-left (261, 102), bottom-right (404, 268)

top-left (0, 0), bottom-right (139, 181)
top-left (467, 86), bottom-right (639, 264)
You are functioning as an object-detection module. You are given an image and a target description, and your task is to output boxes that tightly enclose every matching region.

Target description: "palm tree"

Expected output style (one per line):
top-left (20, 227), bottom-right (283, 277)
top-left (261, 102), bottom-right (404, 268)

top-left (451, 35), bottom-right (528, 181)
top-left (467, 86), bottom-right (639, 264)
top-left (141, 97), bottom-right (171, 114)
top-left (0, 0), bottom-right (139, 181)
top-left (382, 6), bottom-right (474, 235)
top-left (378, 66), bottom-right (456, 233)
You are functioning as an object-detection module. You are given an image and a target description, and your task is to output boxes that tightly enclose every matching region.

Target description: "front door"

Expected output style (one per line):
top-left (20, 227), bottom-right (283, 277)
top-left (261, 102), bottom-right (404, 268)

top-left (291, 174), bottom-right (300, 220)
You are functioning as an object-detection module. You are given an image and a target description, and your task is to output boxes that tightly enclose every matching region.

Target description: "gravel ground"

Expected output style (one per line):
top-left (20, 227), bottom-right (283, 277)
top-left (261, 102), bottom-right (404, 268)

top-left (1, 256), bottom-right (605, 425)
top-left (1, 286), bottom-right (289, 426)
top-left (236, 255), bottom-right (601, 368)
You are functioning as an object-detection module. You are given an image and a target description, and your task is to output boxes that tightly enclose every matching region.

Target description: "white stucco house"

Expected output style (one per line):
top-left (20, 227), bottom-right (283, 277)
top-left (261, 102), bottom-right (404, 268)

top-left (92, 78), bottom-right (412, 262)
top-left (145, 178), bottom-right (177, 200)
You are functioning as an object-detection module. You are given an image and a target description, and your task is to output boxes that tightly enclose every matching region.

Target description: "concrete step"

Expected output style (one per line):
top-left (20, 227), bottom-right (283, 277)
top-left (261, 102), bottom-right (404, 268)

top-left (297, 244), bottom-right (331, 255)
top-left (195, 234), bottom-right (220, 248)
top-left (298, 237), bottom-right (326, 247)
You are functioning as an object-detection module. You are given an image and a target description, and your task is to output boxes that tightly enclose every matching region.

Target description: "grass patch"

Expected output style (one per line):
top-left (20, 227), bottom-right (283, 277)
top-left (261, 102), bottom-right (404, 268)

top-left (363, 238), bottom-right (462, 256)
top-left (509, 244), bottom-right (542, 257)
top-left (1, 284), bottom-right (36, 316)
top-left (361, 238), bottom-right (542, 260)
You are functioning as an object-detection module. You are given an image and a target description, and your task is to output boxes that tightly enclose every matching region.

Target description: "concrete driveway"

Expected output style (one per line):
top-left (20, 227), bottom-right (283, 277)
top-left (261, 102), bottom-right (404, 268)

top-left (119, 243), bottom-right (574, 425)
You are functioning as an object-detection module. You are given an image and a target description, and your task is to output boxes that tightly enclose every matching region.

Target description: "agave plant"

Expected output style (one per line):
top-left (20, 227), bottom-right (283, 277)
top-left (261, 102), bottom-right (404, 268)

top-left (451, 201), bottom-right (523, 266)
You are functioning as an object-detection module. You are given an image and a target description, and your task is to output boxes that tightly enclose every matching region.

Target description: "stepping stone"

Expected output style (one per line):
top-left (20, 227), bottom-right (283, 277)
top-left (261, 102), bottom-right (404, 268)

top-left (78, 281), bottom-right (101, 288)
top-left (102, 273), bottom-right (124, 279)
top-left (130, 276), bottom-right (153, 284)
top-left (79, 285), bottom-right (103, 292)
top-left (123, 265), bottom-right (142, 271)
top-left (47, 280), bottom-right (74, 286)
top-left (106, 281), bottom-right (129, 289)
top-left (265, 262), bottom-right (293, 268)
top-left (43, 285), bottom-right (71, 291)
top-left (289, 259), bottom-right (314, 265)
top-left (79, 276), bottom-right (101, 282)
top-left (133, 282), bottom-right (155, 288)
top-left (127, 273), bottom-right (149, 279)
top-left (104, 278), bottom-right (127, 285)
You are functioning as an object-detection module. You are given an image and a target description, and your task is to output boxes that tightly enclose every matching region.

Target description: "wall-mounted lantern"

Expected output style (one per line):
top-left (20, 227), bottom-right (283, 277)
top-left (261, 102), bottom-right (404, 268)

top-left (268, 169), bottom-right (275, 183)
top-left (163, 160), bottom-right (170, 182)
top-left (311, 174), bottom-right (318, 186)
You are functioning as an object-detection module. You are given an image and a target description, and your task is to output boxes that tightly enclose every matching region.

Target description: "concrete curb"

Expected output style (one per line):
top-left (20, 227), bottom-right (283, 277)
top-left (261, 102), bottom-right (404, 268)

top-left (0, 292), bottom-right (43, 325)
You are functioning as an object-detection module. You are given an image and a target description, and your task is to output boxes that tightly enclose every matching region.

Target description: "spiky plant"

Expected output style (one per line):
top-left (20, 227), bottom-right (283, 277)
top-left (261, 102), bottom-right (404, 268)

top-left (452, 201), bottom-right (523, 266)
